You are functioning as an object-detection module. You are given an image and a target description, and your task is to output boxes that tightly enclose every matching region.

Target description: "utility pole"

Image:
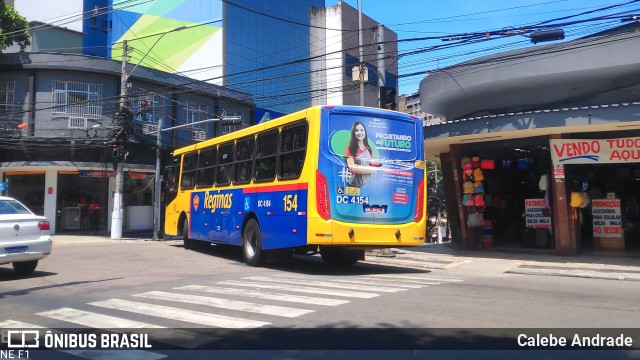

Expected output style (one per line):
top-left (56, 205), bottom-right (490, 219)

top-left (358, 0), bottom-right (364, 106)
top-left (152, 117), bottom-right (163, 241)
top-left (376, 24), bottom-right (385, 107)
top-left (111, 40), bottom-right (128, 240)
top-left (433, 161), bottom-right (443, 244)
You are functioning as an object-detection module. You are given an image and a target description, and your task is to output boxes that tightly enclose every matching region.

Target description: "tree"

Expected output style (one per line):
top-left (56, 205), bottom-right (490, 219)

top-left (427, 161), bottom-right (446, 241)
top-left (0, 1), bottom-right (30, 51)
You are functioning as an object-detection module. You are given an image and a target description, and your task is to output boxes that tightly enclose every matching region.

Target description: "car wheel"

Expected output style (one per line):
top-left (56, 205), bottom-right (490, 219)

top-left (13, 260), bottom-right (38, 275)
top-left (243, 219), bottom-right (265, 266)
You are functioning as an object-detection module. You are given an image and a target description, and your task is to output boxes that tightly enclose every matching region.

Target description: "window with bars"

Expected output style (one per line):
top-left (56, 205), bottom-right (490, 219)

top-left (52, 81), bottom-right (102, 119)
top-left (68, 116), bottom-right (87, 129)
top-left (0, 81), bottom-right (15, 115)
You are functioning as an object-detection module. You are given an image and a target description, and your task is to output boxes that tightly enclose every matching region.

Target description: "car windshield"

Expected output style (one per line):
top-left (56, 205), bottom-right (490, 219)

top-left (0, 199), bottom-right (32, 215)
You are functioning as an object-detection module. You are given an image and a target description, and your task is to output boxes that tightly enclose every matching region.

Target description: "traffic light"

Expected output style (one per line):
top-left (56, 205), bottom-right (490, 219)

top-left (380, 86), bottom-right (397, 110)
top-left (111, 106), bottom-right (133, 144)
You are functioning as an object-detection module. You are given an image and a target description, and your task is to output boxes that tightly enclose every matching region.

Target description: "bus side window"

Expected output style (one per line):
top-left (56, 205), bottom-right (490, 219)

top-left (279, 122), bottom-right (308, 180)
top-left (255, 131), bottom-right (277, 182)
top-left (216, 142), bottom-right (234, 186)
top-left (180, 152), bottom-right (198, 190)
top-left (234, 137), bottom-right (254, 184)
top-left (196, 148), bottom-right (216, 188)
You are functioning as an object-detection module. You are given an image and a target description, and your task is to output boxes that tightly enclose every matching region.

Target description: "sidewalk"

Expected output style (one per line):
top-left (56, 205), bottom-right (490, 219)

top-left (52, 234), bottom-right (640, 281)
top-left (364, 242), bottom-right (640, 282)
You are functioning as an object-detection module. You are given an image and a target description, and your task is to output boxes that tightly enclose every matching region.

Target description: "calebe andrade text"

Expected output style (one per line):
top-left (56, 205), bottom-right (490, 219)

top-left (518, 333), bottom-right (633, 347)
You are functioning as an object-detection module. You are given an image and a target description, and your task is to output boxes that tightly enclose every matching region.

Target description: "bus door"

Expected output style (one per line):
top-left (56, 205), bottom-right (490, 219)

top-left (163, 158), bottom-right (180, 236)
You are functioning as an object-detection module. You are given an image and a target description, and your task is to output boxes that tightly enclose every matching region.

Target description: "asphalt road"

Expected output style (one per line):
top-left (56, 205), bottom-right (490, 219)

top-left (1, 240), bottom-right (639, 359)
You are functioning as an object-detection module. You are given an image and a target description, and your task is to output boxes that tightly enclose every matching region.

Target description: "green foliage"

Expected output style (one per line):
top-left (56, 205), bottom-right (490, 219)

top-left (0, 2), bottom-right (30, 51)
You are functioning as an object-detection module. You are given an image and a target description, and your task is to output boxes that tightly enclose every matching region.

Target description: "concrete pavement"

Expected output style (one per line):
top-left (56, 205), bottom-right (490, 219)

top-left (51, 234), bottom-right (640, 281)
top-left (365, 242), bottom-right (640, 282)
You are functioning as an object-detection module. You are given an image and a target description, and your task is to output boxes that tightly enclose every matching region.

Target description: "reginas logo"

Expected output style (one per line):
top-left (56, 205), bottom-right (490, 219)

top-left (193, 194), bottom-right (201, 211)
top-left (204, 191), bottom-right (233, 213)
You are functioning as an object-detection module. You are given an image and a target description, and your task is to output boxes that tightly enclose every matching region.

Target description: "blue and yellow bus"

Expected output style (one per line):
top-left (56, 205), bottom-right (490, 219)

top-left (164, 105), bottom-right (426, 266)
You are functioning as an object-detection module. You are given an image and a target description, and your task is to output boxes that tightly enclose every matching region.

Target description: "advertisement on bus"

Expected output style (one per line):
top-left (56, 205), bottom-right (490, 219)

top-left (322, 110), bottom-right (422, 224)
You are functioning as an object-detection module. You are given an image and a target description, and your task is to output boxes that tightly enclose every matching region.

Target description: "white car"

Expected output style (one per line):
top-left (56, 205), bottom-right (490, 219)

top-left (0, 196), bottom-right (52, 275)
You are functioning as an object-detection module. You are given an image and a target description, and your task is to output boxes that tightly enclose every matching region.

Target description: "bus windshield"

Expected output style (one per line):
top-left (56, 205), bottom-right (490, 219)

top-left (321, 111), bottom-right (421, 224)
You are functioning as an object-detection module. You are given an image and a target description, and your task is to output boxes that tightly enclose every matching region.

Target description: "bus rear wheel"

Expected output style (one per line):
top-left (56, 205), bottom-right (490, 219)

top-left (243, 219), bottom-right (265, 266)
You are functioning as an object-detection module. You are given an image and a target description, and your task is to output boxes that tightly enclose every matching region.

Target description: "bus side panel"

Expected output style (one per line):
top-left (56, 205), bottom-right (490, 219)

top-left (244, 185), bottom-right (308, 250)
top-left (189, 189), bottom-right (244, 244)
top-left (165, 192), bottom-right (188, 237)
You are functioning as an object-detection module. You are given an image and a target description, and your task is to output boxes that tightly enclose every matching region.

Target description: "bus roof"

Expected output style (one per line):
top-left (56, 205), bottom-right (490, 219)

top-left (171, 105), bottom-right (417, 156)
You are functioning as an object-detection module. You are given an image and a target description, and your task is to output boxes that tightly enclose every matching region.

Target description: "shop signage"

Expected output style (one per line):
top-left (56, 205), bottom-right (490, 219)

top-left (79, 170), bottom-right (114, 178)
top-left (129, 172), bottom-right (154, 180)
top-left (553, 165), bottom-right (565, 180)
top-left (550, 137), bottom-right (640, 165)
top-left (524, 198), bottom-right (552, 231)
top-left (592, 199), bottom-right (623, 238)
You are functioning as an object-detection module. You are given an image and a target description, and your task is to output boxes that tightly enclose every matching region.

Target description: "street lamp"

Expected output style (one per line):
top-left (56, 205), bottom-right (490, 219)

top-left (111, 25), bottom-right (189, 240)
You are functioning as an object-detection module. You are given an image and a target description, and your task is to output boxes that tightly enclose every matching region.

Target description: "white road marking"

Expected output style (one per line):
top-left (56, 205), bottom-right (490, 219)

top-left (244, 276), bottom-right (408, 293)
top-left (268, 274), bottom-right (425, 288)
top-left (363, 274), bottom-right (464, 283)
top-left (217, 280), bottom-right (378, 299)
top-left (89, 299), bottom-right (270, 329)
top-left (176, 285), bottom-right (349, 306)
top-left (38, 307), bottom-right (163, 328)
top-left (134, 291), bottom-right (313, 318)
top-left (36, 307), bottom-right (215, 349)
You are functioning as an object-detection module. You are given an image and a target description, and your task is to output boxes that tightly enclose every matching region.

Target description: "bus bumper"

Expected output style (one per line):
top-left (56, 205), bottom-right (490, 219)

top-left (307, 217), bottom-right (426, 247)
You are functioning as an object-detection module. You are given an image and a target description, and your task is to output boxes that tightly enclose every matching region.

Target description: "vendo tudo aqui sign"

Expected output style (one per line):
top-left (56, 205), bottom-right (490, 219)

top-left (550, 137), bottom-right (640, 165)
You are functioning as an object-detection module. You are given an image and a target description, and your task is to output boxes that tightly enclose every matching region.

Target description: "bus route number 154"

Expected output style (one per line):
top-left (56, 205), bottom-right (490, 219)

top-left (283, 194), bottom-right (298, 211)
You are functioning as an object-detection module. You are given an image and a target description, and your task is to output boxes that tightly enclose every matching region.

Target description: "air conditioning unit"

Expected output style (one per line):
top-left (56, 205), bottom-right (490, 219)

top-left (68, 116), bottom-right (87, 129)
top-left (192, 130), bottom-right (207, 141)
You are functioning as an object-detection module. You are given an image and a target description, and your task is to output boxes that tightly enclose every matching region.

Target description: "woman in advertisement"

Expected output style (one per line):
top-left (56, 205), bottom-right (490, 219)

top-left (345, 121), bottom-right (375, 187)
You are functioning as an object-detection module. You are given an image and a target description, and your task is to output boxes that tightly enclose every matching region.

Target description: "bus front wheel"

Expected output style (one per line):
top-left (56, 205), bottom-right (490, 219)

top-left (243, 219), bottom-right (265, 267)
top-left (182, 219), bottom-right (194, 250)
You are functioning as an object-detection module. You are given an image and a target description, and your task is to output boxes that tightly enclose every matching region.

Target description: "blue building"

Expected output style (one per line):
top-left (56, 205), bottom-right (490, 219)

top-left (78, 0), bottom-right (325, 114)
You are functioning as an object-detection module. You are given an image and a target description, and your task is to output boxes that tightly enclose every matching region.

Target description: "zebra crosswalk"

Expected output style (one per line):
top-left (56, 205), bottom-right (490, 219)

top-left (0, 272), bottom-right (470, 359)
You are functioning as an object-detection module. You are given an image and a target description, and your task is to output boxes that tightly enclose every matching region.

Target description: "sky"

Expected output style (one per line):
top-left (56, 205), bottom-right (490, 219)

top-left (326, 0), bottom-right (635, 95)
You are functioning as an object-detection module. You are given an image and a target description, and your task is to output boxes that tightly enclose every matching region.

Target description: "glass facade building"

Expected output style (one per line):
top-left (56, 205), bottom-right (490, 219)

top-left (224, 0), bottom-right (325, 114)
top-left (94, 0), bottom-right (324, 115)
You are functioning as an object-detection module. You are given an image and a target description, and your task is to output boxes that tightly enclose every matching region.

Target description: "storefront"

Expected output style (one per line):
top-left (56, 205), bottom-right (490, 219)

top-left (442, 132), bottom-right (640, 255)
top-left (446, 137), bottom-right (554, 251)
top-left (1, 166), bottom-right (155, 234)
top-left (551, 134), bottom-right (640, 253)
